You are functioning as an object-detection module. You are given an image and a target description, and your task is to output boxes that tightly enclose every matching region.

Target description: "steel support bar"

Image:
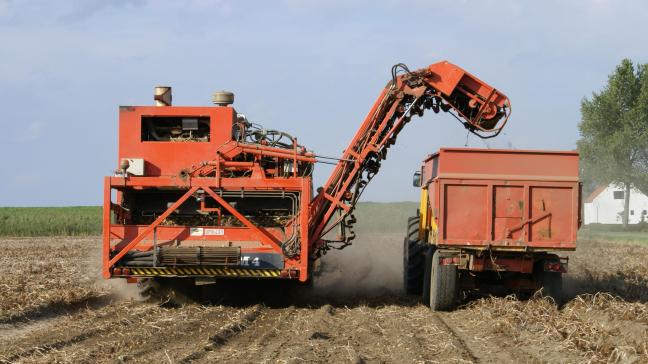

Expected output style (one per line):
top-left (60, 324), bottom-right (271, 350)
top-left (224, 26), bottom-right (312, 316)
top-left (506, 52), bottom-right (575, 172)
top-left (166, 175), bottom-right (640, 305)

top-left (107, 186), bottom-right (199, 269)
top-left (102, 177), bottom-right (112, 278)
top-left (239, 146), bottom-right (317, 163)
top-left (202, 187), bottom-right (283, 250)
top-left (109, 176), bottom-right (304, 189)
top-left (506, 212), bottom-right (551, 237)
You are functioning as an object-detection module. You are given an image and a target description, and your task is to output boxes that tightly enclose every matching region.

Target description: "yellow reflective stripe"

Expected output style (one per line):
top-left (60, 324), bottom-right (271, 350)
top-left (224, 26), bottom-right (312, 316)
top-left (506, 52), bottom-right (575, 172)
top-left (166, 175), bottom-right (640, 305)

top-left (124, 267), bottom-right (285, 277)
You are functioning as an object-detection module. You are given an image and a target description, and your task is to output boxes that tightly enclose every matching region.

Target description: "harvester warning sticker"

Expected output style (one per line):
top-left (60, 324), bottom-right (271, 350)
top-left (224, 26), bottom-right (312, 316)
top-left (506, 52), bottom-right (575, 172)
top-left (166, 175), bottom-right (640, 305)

top-left (205, 228), bottom-right (225, 236)
top-left (190, 227), bottom-right (204, 236)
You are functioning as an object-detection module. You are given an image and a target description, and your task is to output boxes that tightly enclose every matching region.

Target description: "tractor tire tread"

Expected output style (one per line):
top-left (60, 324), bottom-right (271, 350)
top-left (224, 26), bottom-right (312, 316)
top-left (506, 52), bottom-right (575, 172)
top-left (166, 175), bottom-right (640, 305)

top-left (403, 216), bottom-right (426, 295)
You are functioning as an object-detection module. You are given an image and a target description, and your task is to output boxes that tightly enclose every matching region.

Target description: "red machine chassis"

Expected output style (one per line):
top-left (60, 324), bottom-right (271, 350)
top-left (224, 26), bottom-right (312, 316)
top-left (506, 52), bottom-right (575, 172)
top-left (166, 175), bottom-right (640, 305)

top-left (103, 176), bottom-right (311, 281)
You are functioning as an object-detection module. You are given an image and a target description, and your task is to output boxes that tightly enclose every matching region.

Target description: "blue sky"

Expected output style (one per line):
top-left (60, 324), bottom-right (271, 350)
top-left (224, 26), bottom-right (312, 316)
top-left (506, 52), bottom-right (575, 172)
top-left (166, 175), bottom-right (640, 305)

top-left (1, 0), bottom-right (647, 206)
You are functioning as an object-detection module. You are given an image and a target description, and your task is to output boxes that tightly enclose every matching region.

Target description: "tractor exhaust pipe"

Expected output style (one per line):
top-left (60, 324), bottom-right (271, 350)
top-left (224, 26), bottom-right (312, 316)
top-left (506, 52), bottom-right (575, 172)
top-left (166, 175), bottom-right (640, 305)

top-left (154, 86), bottom-right (172, 106)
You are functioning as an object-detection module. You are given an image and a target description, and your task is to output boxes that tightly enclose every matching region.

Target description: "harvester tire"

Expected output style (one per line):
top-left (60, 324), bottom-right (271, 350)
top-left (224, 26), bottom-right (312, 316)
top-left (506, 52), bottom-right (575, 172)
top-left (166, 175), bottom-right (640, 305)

top-left (428, 250), bottom-right (458, 311)
top-left (137, 278), bottom-right (174, 304)
top-left (403, 216), bottom-right (426, 295)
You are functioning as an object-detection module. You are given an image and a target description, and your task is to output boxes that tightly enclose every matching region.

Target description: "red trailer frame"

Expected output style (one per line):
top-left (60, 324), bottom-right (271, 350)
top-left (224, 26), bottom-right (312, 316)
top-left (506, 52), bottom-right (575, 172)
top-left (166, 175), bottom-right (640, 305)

top-left (421, 148), bottom-right (581, 251)
top-left (410, 148), bottom-right (581, 310)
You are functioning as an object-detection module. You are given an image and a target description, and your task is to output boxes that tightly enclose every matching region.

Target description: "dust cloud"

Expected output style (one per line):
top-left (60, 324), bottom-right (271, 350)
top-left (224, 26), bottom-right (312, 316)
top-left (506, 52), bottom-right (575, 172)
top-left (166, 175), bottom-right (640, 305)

top-left (313, 231), bottom-right (404, 297)
top-left (86, 239), bottom-right (140, 300)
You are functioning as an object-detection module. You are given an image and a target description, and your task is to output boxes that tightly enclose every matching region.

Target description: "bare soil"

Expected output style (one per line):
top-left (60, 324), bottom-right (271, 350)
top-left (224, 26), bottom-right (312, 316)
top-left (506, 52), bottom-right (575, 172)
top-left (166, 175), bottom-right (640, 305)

top-left (1, 234), bottom-right (647, 363)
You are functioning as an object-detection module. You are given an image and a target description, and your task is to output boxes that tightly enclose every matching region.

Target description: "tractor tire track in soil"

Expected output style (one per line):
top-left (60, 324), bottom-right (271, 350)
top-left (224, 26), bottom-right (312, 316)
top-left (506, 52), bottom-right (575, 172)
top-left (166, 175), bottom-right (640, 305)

top-left (431, 313), bottom-right (480, 362)
top-left (436, 312), bottom-right (543, 364)
top-left (178, 304), bottom-right (265, 363)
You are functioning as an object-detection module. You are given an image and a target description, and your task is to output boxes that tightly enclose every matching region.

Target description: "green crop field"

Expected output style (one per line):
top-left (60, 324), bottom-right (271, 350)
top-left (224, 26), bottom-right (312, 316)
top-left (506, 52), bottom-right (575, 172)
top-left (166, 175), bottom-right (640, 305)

top-left (0, 206), bottom-right (102, 236)
top-left (578, 224), bottom-right (648, 244)
top-left (352, 201), bottom-right (418, 233)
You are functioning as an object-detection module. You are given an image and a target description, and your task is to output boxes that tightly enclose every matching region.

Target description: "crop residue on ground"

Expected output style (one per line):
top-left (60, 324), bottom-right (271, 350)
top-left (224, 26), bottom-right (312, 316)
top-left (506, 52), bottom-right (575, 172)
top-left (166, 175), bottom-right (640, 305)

top-left (1, 234), bottom-right (647, 363)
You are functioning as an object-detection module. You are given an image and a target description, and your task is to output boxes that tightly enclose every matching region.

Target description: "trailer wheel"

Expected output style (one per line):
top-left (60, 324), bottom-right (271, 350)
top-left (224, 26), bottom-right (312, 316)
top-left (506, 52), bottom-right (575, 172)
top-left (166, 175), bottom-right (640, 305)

top-left (403, 216), bottom-right (426, 295)
top-left (538, 271), bottom-right (563, 304)
top-left (428, 250), bottom-right (458, 311)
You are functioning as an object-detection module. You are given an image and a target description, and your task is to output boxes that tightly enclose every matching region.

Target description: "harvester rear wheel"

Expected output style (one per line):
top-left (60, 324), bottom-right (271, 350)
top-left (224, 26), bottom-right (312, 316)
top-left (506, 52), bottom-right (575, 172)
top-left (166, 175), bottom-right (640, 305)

top-left (137, 278), bottom-right (174, 303)
top-left (403, 216), bottom-right (426, 295)
top-left (428, 250), bottom-right (458, 311)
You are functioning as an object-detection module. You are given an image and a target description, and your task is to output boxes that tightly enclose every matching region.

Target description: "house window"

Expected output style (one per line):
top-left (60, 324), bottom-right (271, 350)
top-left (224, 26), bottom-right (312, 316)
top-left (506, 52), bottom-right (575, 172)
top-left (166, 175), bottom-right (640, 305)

top-left (643, 210), bottom-right (647, 215)
top-left (631, 210), bottom-right (635, 215)
top-left (613, 191), bottom-right (624, 199)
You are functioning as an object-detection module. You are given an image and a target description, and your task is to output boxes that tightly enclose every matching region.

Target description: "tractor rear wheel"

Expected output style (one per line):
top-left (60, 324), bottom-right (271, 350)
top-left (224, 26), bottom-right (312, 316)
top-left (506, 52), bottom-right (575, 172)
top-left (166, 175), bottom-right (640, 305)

top-left (403, 216), bottom-right (426, 295)
top-left (428, 250), bottom-right (458, 311)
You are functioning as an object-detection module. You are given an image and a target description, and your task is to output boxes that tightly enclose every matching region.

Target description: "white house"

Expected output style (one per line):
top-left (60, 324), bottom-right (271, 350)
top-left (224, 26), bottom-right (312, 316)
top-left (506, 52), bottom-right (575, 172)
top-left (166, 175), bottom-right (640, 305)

top-left (584, 184), bottom-right (648, 225)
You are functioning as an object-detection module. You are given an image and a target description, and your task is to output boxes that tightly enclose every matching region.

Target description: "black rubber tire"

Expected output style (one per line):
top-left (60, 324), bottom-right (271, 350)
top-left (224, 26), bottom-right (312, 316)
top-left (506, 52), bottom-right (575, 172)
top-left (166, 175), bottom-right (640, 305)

top-left (538, 271), bottom-right (563, 304)
top-left (137, 278), bottom-right (156, 301)
top-left (428, 250), bottom-right (458, 311)
top-left (137, 278), bottom-right (174, 303)
top-left (422, 247), bottom-right (432, 305)
top-left (403, 216), bottom-right (426, 295)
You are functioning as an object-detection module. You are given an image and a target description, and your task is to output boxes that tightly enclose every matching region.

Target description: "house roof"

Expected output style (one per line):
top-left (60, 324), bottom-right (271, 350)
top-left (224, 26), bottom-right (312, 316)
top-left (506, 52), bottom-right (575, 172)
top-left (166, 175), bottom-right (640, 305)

top-left (585, 185), bottom-right (607, 203)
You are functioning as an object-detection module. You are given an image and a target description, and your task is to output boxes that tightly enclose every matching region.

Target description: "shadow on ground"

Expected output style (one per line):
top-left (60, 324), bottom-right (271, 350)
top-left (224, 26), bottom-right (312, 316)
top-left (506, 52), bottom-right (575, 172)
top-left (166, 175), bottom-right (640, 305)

top-left (162, 277), bottom-right (418, 309)
top-left (564, 271), bottom-right (648, 303)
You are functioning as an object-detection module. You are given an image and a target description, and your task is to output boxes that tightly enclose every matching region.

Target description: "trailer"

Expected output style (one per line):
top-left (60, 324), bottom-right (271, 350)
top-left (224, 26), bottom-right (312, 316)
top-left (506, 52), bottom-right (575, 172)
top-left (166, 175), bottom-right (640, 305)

top-left (405, 148), bottom-right (581, 310)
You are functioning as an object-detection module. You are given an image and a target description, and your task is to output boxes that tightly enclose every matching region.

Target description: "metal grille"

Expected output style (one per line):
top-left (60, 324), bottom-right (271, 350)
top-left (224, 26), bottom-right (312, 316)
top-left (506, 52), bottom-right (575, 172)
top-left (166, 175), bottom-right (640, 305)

top-left (157, 246), bottom-right (240, 266)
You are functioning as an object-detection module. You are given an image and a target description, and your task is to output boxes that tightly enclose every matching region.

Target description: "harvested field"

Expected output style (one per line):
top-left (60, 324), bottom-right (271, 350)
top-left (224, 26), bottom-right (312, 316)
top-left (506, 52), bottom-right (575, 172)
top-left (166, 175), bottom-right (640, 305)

top-left (0, 237), bottom-right (109, 322)
top-left (1, 234), bottom-right (648, 363)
